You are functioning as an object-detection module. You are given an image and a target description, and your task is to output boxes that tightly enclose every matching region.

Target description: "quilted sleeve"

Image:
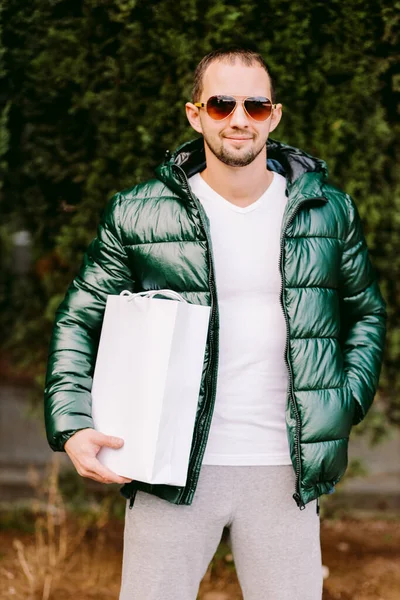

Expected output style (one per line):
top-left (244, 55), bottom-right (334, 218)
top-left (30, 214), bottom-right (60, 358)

top-left (44, 193), bottom-right (135, 451)
top-left (339, 194), bottom-right (387, 425)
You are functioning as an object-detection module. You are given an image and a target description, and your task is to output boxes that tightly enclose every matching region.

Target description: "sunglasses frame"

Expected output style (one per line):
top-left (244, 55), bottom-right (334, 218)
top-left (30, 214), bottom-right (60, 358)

top-left (194, 95), bottom-right (277, 122)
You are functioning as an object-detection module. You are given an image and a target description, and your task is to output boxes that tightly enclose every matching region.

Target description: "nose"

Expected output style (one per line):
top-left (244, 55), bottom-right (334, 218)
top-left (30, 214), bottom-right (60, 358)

top-left (228, 100), bottom-right (250, 128)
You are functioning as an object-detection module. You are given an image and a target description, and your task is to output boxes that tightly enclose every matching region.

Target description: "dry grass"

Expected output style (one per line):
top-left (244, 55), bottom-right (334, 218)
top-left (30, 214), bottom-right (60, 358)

top-left (1, 456), bottom-right (118, 599)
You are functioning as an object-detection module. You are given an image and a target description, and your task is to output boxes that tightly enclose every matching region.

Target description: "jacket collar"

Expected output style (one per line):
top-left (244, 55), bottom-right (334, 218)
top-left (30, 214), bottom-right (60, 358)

top-left (155, 136), bottom-right (328, 204)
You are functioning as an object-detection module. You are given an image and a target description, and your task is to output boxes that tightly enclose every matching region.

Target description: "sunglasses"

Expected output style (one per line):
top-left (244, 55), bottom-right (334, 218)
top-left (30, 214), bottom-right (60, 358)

top-left (194, 95), bottom-right (277, 122)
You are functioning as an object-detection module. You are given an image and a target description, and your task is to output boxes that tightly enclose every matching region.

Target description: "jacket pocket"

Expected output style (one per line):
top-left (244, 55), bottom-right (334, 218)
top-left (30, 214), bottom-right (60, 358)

top-left (344, 377), bottom-right (363, 426)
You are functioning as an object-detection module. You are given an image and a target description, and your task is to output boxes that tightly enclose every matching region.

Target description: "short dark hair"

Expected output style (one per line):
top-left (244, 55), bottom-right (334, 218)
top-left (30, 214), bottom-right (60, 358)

top-left (191, 47), bottom-right (276, 104)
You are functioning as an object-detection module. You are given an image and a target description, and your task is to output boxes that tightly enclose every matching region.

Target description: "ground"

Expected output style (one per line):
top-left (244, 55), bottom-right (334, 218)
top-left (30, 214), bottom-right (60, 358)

top-left (0, 514), bottom-right (399, 599)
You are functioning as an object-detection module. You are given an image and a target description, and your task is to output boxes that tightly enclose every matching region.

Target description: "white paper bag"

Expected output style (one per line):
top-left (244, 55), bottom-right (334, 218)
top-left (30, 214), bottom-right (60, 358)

top-left (91, 289), bottom-right (211, 486)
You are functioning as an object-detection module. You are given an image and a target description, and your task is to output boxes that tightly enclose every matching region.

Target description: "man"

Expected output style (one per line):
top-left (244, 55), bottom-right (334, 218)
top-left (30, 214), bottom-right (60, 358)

top-left (44, 48), bottom-right (386, 599)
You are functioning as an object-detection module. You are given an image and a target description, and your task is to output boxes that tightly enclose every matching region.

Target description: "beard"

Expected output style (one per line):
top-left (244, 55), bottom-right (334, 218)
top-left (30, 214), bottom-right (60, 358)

top-left (203, 130), bottom-right (266, 167)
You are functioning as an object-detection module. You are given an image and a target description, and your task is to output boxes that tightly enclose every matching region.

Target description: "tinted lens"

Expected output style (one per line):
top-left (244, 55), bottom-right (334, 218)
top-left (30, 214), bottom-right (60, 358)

top-left (244, 97), bottom-right (272, 121)
top-left (207, 95), bottom-right (237, 120)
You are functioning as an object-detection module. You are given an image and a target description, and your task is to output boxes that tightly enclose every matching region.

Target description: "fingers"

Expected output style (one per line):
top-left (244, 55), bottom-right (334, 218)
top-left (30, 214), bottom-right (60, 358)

top-left (64, 429), bottom-right (131, 484)
top-left (91, 431), bottom-right (125, 449)
top-left (79, 457), bottom-right (132, 484)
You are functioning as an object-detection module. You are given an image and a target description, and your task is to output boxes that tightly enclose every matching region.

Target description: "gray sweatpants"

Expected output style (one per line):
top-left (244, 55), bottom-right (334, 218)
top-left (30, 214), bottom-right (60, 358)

top-left (119, 465), bottom-right (323, 600)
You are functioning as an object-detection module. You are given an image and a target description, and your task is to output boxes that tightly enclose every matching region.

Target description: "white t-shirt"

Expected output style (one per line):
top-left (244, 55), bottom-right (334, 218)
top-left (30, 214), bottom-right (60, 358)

top-left (188, 170), bottom-right (292, 465)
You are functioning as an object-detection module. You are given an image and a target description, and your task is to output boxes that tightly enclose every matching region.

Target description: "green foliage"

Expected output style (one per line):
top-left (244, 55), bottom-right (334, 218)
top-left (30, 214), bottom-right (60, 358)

top-left (0, 0), bottom-right (398, 425)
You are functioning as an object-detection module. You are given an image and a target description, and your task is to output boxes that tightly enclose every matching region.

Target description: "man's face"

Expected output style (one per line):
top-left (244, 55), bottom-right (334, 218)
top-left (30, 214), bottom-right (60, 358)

top-left (186, 60), bottom-right (282, 167)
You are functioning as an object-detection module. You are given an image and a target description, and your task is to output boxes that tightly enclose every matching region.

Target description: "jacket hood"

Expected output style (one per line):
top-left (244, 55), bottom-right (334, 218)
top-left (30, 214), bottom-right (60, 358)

top-left (155, 136), bottom-right (329, 201)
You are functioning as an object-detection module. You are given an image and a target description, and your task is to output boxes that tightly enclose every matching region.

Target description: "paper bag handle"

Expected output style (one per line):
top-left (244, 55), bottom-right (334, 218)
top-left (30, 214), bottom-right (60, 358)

top-left (120, 289), bottom-right (187, 303)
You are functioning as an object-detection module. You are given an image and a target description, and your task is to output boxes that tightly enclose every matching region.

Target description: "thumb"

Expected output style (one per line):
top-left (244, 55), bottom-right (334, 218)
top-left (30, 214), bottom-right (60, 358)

top-left (94, 432), bottom-right (124, 449)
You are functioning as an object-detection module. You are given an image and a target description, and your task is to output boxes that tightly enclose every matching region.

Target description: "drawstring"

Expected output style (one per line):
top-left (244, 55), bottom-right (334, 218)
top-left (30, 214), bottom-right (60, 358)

top-left (129, 489), bottom-right (138, 509)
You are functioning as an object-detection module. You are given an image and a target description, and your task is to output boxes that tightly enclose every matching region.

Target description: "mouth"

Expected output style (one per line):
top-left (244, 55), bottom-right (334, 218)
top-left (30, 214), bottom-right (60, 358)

top-left (224, 136), bottom-right (253, 141)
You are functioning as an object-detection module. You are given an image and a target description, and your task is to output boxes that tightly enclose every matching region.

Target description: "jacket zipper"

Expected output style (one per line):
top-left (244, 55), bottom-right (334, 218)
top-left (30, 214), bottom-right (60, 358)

top-left (279, 195), bottom-right (327, 511)
top-left (174, 166), bottom-right (219, 505)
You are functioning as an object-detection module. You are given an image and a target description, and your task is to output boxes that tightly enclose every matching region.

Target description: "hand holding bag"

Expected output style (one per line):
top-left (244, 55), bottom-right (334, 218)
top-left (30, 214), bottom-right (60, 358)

top-left (91, 289), bottom-right (211, 486)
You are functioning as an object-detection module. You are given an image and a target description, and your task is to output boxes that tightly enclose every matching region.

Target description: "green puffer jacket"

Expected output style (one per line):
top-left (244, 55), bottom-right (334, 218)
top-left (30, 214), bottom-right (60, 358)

top-left (44, 136), bottom-right (387, 510)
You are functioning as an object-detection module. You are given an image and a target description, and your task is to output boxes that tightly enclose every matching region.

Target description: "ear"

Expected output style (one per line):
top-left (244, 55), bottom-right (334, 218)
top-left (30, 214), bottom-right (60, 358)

top-left (268, 103), bottom-right (283, 134)
top-left (185, 102), bottom-right (204, 134)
